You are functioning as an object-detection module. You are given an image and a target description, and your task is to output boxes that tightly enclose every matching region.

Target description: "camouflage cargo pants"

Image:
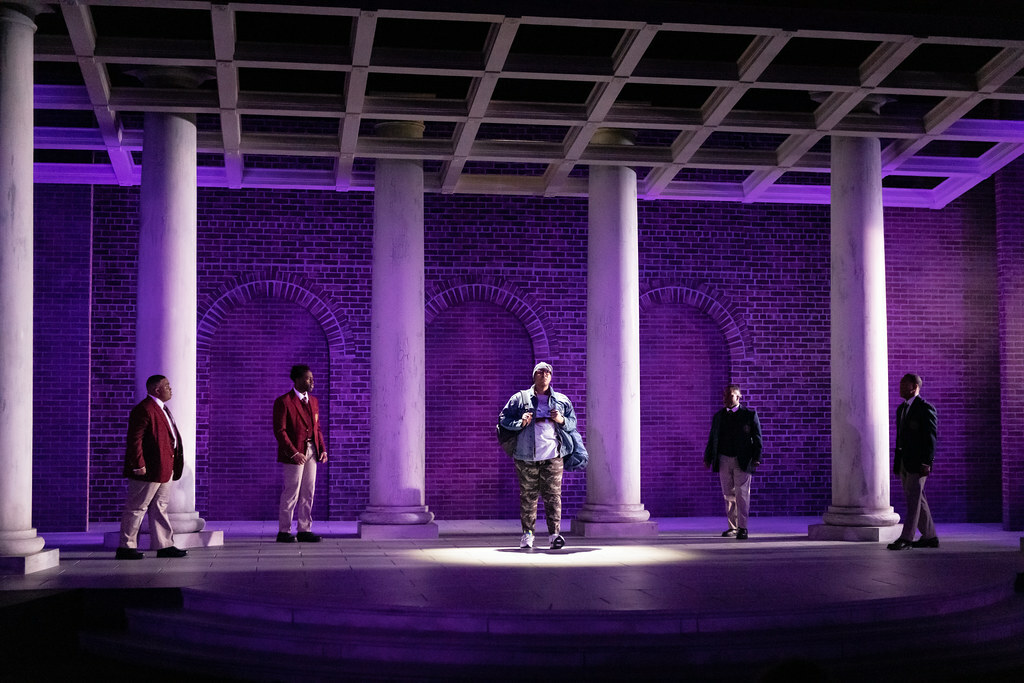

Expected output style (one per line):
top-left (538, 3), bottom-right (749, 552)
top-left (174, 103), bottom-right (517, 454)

top-left (514, 456), bottom-right (563, 535)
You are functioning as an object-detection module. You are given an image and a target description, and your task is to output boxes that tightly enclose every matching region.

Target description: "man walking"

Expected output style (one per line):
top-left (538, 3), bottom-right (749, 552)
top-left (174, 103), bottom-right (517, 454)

top-left (887, 373), bottom-right (939, 550)
top-left (704, 384), bottom-right (762, 539)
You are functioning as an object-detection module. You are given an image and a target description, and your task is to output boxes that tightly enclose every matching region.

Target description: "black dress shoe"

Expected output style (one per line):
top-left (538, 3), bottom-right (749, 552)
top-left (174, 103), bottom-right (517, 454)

top-left (911, 536), bottom-right (939, 548)
top-left (296, 531), bottom-right (322, 543)
top-left (115, 547), bottom-right (144, 560)
top-left (736, 528), bottom-right (749, 540)
top-left (276, 532), bottom-right (296, 543)
top-left (721, 529), bottom-right (737, 537)
top-left (887, 538), bottom-right (913, 550)
top-left (156, 546), bottom-right (188, 558)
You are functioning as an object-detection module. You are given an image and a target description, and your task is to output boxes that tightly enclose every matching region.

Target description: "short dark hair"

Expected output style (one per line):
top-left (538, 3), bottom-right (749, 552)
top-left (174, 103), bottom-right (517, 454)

top-left (290, 364), bottom-right (311, 381)
top-left (901, 373), bottom-right (923, 388)
top-left (145, 375), bottom-right (167, 392)
top-left (724, 384), bottom-right (741, 394)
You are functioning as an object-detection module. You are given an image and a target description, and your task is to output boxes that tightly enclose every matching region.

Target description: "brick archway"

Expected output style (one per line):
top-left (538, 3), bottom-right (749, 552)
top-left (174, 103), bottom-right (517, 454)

top-left (425, 276), bottom-right (555, 361)
top-left (198, 272), bottom-right (352, 361)
top-left (640, 283), bottom-right (750, 362)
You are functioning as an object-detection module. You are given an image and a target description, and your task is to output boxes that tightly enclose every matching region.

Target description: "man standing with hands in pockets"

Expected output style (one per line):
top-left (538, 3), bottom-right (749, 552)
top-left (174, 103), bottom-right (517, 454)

top-left (273, 364), bottom-right (328, 543)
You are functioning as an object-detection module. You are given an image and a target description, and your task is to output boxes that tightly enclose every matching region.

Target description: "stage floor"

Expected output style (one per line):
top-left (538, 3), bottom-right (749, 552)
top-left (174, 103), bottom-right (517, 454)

top-left (3, 517), bottom-right (1024, 681)
top-left (2, 517), bottom-right (1019, 620)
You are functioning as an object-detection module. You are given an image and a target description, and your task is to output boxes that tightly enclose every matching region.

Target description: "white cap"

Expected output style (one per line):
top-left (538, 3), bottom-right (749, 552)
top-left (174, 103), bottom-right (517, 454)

top-left (532, 362), bottom-right (553, 376)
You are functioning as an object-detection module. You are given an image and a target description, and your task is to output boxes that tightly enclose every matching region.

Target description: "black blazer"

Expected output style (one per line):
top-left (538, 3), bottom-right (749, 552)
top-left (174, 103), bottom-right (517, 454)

top-left (894, 396), bottom-right (937, 474)
top-left (704, 406), bottom-right (763, 473)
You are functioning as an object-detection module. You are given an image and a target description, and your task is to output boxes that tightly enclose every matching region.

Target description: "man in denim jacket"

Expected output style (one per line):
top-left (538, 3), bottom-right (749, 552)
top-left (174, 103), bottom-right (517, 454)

top-left (498, 362), bottom-right (576, 550)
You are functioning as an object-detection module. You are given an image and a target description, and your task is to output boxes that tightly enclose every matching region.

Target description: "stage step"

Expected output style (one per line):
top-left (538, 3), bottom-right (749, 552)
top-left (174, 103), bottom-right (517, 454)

top-left (77, 589), bottom-right (1024, 681)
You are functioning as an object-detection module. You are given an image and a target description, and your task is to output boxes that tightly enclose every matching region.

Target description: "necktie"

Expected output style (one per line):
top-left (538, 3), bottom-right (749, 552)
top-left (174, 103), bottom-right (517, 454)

top-left (163, 405), bottom-right (179, 447)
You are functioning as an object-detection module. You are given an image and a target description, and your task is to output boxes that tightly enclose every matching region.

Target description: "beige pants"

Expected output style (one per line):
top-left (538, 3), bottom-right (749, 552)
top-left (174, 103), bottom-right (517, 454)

top-left (279, 443), bottom-right (318, 533)
top-left (718, 455), bottom-right (752, 530)
top-left (119, 479), bottom-right (174, 549)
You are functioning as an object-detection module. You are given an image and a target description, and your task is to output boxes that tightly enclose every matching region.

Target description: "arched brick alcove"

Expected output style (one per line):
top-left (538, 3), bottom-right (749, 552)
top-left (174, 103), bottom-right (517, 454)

top-left (195, 273), bottom-right (353, 520)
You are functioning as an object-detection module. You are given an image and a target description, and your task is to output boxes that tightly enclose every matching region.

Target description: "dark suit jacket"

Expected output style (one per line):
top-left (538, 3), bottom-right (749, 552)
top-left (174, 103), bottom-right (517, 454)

top-left (894, 396), bottom-right (937, 474)
top-left (273, 391), bottom-right (326, 464)
top-left (124, 396), bottom-right (184, 483)
top-left (704, 406), bottom-right (763, 473)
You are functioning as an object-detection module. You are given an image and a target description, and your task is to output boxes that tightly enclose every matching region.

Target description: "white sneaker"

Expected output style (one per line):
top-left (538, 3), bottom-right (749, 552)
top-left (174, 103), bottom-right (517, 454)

top-left (519, 531), bottom-right (534, 548)
top-left (549, 533), bottom-right (565, 550)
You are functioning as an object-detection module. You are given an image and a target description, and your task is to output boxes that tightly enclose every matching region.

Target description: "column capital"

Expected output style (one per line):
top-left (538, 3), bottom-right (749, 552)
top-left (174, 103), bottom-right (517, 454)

top-left (127, 66), bottom-right (216, 89)
top-left (0, 2), bottom-right (49, 24)
top-left (375, 120), bottom-right (425, 139)
top-left (590, 127), bottom-right (636, 146)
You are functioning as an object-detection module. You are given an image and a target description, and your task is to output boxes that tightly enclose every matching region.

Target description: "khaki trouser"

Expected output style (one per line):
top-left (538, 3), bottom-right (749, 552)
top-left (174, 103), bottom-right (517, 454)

top-left (718, 455), bottom-right (751, 530)
top-left (119, 479), bottom-right (174, 549)
top-left (279, 442), bottom-right (318, 533)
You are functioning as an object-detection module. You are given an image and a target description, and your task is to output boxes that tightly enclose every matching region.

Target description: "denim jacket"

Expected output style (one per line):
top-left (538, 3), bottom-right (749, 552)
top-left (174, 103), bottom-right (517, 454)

top-left (498, 387), bottom-right (577, 462)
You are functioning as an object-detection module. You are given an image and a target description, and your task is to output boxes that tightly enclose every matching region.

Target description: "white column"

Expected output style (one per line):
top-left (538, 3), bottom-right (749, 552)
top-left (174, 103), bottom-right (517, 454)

top-left (574, 129), bottom-right (657, 538)
top-left (359, 121), bottom-right (437, 539)
top-left (809, 135), bottom-right (901, 542)
top-left (138, 109), bottom-right (207, 535)
top-left (102, 68), bottom-right (221, 549)
top-left (0, 3), bottom-right (59, 574)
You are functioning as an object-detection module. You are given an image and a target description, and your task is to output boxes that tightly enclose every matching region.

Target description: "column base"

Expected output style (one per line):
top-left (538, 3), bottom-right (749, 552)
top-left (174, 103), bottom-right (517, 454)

top-left (359, 505), bottom-right (435, 526)
top-left (358, 522), bottom-right (439, 539)
top-left (571, 520), bottom-right (659, 538)
top-left (103, 529), bottom-right (224, 550)
top-left (821, 504), bottom-right (901, 527)
top-left (169, 511), bottom-right (207, 533)
top-left (808, 523), bottom-right (903, 543)
top-left (0, 548), bottom-right (59, 575)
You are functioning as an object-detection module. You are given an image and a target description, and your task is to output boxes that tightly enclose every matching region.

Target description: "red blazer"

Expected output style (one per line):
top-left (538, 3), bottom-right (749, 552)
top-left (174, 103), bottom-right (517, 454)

top-left (273, 391), bottom-right (326, 464)
top-left (124, 396), bottom-right (184, 483)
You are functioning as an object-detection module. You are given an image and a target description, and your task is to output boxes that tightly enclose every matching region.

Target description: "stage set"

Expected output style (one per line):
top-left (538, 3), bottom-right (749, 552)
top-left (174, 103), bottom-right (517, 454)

top-left (2, 0), bottom-right (1024, 679)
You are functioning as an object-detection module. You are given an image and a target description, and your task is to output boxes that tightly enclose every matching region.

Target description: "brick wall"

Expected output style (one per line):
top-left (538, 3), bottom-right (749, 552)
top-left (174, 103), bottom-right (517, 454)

top-left (995, 159), bottom-right (1024, 530)
top-left (30, 172), bottom-right (1016, 528)
top-left (32, 184), bottom-right (92, 531)
top-left (204, 298), bottom-right (330, 522)
top-left (886, 183), bottom-right (1001, 522)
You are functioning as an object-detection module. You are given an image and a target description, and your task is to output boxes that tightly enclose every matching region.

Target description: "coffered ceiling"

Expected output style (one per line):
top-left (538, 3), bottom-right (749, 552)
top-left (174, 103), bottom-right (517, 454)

top-left (26, 0), bottom-right (1024, 207)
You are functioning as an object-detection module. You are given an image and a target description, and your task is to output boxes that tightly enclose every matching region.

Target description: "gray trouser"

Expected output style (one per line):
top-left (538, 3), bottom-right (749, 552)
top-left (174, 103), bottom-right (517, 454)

top-left (898, 469), bottom-right (936, 541)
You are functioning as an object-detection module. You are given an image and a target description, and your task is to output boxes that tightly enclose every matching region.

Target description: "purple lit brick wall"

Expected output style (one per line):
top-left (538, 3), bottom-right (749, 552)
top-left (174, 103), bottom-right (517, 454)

top-left (88, 187), bottom-right (141, 523)
top-left (636, 201), bottom-right (834, 516)
top-left (30, 171), bottom-right (1018, 528)
top-left (204, 299), bottom-right (330, 522)
top-left (32, 184), bottom-right (92, 531)
top-left (886, 183), bottom-right (1001, 523)
top-left (995, 159), bottom-right (1024, 530)
top-left (424, 302), bottom-right (531, 519)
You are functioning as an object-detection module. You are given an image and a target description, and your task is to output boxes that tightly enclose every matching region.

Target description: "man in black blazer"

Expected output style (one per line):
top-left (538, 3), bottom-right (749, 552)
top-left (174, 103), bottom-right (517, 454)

top-left (704, 384), bottom-right (763, 539)
top-left (888, 373), bottom-right (939, 550)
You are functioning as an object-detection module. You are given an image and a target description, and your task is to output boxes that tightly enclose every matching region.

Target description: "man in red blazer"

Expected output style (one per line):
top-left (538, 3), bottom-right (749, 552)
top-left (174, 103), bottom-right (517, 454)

top-left (116, 374), bottom-right (187, 559)
top-left (273, 364), bottom-right (328, 542)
